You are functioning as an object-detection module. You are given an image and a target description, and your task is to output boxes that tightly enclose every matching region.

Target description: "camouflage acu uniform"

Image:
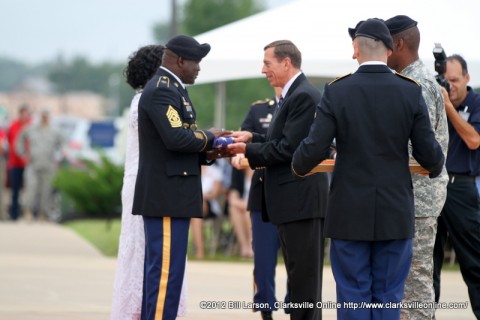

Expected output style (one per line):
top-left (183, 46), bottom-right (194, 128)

top-left (400, 59), bottom-right (449, 320)
top-left (16, 123), bottom-right (64, 218)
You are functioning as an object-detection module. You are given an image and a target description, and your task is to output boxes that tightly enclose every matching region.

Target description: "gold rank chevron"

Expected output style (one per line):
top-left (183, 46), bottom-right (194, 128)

top-left (166, 106), bottom-right (182, 128)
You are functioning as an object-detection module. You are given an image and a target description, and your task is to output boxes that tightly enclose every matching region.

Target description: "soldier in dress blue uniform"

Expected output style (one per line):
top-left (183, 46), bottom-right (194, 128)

top-left (292, 19), bottom-right (445, 320)
top-left (131, 35), bottom-right (228, 320)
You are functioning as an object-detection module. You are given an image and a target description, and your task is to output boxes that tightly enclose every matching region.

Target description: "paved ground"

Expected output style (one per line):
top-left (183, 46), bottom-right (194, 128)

top-left (0, 221), bottom-right (474, 320)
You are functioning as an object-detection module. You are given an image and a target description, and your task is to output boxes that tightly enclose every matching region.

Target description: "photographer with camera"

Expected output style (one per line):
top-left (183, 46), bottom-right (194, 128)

top-left (433, 43), bottom-right (451, 94)
top-left (385, 15), bottom-right (449, 320)
top-left (433, 54), bottom-right (480, 320)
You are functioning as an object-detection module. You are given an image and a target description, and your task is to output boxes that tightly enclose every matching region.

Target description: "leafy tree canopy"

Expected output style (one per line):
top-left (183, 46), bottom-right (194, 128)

top-left (0, 57), bottom-right (47, 91)
top-left (178, 0), bottom-right (270, 129)
top-left (183, 0), bottom-right (263, 35)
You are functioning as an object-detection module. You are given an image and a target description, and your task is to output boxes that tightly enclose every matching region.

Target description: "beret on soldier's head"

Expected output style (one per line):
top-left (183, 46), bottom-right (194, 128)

top-left (354, 18), bottom-right (394, 51)
top-left (348, 20), bottom-right (364, 39)
top-left (165, 35), bottom-right (211, 61)
top-left (385, 15), bottom-right (418, 35)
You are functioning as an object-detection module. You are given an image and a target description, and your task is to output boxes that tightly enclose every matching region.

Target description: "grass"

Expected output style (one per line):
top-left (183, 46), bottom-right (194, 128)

top-left (64, 219), bottom-right (121, 257)
top-left (63, 218), bottom-right (258, 262)
top-left (63, 218), bottom-right (461, 271)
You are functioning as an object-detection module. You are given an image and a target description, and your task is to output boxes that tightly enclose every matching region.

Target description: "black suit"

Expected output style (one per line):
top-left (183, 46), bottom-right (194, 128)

top-left (292, 64), bottom-right (444, 319)
top-left (246, 74), bottom-right (328, 224)
top-left (246, 73), bottom-right (329, 320)
top-left (132, 67), bottom-right (215, 320)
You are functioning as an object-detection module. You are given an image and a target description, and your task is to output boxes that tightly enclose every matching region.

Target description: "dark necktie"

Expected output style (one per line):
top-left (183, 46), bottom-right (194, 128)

top-left (277, 95), bottom-right (284, 110)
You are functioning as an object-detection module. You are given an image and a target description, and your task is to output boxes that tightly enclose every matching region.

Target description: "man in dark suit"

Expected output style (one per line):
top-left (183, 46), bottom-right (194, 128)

top-left (292, 19), bottom-right (445, 320)
top-left (232, 87), bottom-right (285, 320)
top-left (132, 35), bottom-right (226, 320)
top-left (228, 40), bottom-right (329, 320)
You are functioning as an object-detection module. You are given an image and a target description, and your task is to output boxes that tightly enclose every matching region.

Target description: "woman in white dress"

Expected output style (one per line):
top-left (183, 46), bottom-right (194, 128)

top-left (110, 45), bottom-right (187, 320)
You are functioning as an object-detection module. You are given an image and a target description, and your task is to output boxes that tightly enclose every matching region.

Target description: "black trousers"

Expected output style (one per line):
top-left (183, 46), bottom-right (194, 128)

top-left (277, 217), bottom-right (324, 320)
top-left (433, 176), bottom-right (480, 319)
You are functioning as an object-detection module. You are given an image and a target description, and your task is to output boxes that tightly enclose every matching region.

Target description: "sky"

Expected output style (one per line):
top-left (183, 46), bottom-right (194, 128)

top-left (1, 0), bottom-right (293, 65)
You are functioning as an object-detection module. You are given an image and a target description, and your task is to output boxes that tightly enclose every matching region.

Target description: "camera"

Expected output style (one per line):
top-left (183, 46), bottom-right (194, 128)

top-left (433, 43), bottom-right (450, 93)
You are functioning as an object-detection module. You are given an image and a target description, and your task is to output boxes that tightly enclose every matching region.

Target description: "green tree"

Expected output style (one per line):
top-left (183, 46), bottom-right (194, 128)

top-left (152, 23), bottom-right (170, 44)
top-left (0, 57), bottom-right (48, 92)
top-left (175, 0), bottom-right (269, 129)
top-left (182, 0), bottom-right (263, 35)
top-left (48, 56), bottom-right (118, 94)
top-left (47, 55), bottom-right (133, 114)
top-left (189, 79), bottom-right (273, 130)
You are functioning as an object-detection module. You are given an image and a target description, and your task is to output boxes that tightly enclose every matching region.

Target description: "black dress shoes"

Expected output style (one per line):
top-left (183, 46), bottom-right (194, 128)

top-left (261, 311), bottom-right (273, 320)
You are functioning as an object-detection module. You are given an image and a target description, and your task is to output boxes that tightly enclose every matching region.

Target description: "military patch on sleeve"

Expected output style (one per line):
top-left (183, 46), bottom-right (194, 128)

top-left (167, 105), bottom-right (182, 128)
top-left (395, 72), bottom-right (420, 86)
top-left (328, 73), bottom-right (352, 85)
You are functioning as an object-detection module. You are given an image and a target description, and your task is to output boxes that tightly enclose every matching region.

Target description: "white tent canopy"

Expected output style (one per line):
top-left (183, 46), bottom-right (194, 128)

top-left (195, 0), bottom-right (480, 87)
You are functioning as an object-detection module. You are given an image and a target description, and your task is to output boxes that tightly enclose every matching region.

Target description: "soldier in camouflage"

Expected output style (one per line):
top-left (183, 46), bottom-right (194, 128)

top-left (16, 109), bottom-right (64, 221)
top-left (386, 16), bottom-right (449, 320)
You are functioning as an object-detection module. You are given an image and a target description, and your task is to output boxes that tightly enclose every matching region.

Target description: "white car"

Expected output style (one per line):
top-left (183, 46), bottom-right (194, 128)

top-left (52, 115), bottom-right (124, 166)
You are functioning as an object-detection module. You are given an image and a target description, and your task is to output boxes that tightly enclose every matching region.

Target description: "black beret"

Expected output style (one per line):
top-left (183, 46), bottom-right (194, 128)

top-left (385, 15), bottom-right (418, 35)
top-left (354, 18), bottom-right (394, 51)
top-left (165, 35), bottom-right (211, 61)
top-left (348, 20), bottom-right (364, 39)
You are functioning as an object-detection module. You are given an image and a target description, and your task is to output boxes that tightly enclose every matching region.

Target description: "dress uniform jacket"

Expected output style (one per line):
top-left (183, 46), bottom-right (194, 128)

top-left (241, 97), bottom-right (275, 212)
top-left (132, 67), bottom-right (215, 218)
top-left (292, 64), bottom-right (445, 241)
top-left (246, 73), bottom-right (328, 224)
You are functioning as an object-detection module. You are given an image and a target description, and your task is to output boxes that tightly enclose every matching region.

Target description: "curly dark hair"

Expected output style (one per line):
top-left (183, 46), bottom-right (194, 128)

top-left (124, 44), bottom-right (164, 90)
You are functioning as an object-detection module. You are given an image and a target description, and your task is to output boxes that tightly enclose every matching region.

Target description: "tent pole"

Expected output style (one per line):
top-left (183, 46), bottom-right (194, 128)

top-left (214, 82), bottom-right (226, 129)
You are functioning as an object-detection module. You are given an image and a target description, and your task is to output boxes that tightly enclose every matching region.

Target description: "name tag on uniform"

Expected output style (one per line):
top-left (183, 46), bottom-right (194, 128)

top-left (259, 113), bottom-right (272, 128)
top-left (459, 106), bottom-right (470, 122)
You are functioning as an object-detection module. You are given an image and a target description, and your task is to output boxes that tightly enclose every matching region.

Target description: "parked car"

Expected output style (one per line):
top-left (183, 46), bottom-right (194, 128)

top-left (51, 115), bottom-right (124, 166)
